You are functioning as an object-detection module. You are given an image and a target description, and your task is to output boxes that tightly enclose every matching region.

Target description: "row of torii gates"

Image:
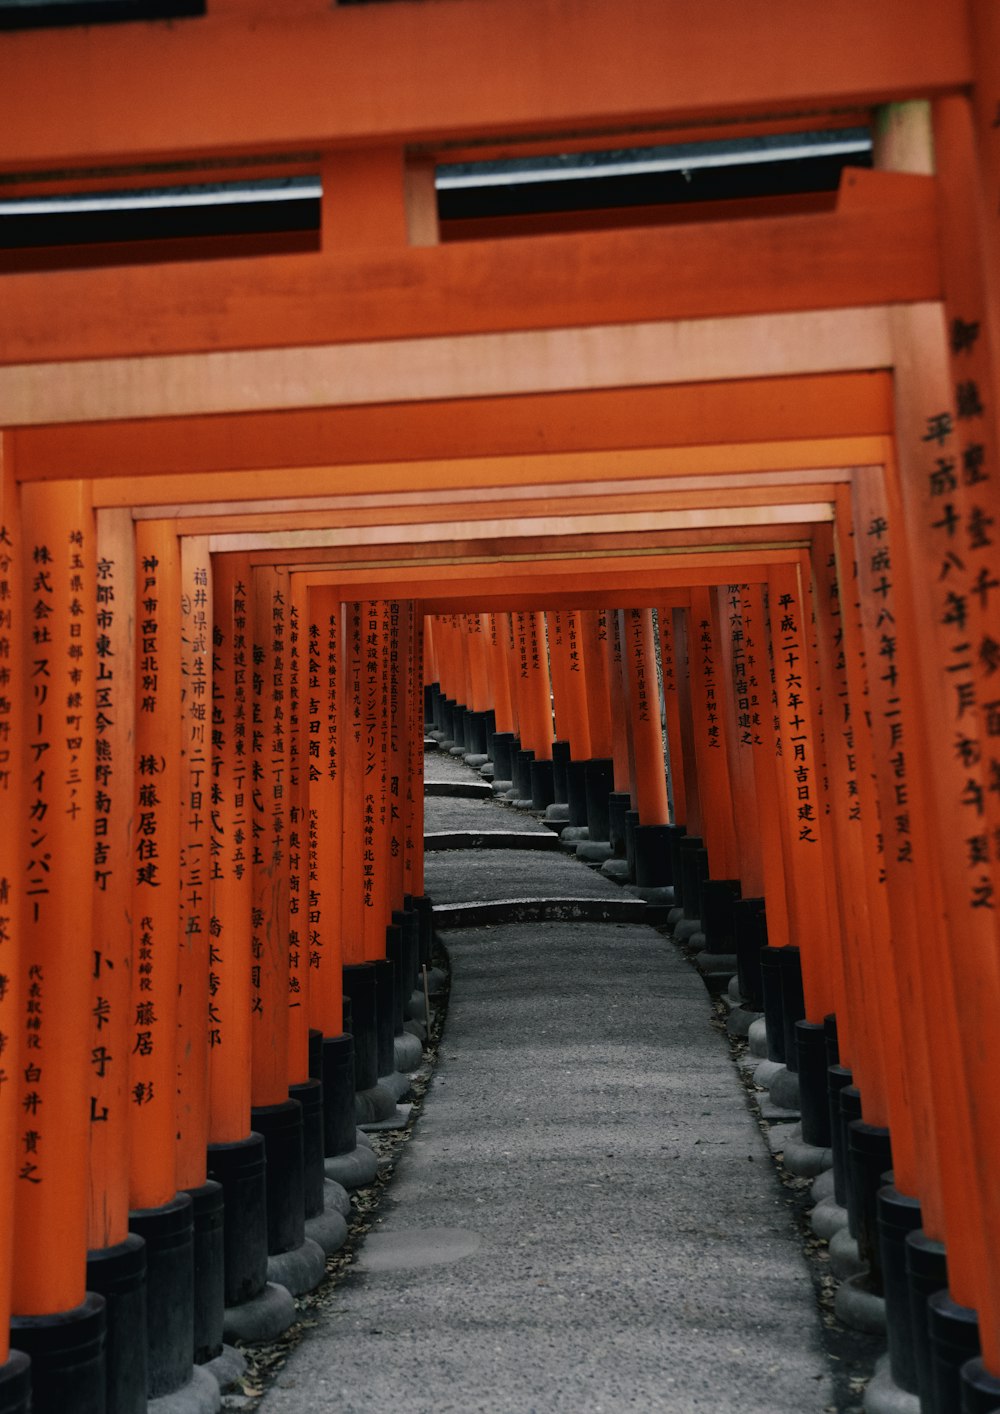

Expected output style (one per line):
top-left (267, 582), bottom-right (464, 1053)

top-left (2, 1), bottom-right (1000, 1411)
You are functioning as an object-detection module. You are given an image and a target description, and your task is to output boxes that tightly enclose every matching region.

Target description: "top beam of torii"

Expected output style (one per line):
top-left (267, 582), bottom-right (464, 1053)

top-left (0, 0), bottom-right (971, 174)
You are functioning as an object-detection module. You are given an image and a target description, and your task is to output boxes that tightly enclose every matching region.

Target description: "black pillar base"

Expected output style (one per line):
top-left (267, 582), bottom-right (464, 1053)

top-left (608, 792), bottom-right (631, 858)
top-left (388, 920), bottom-right (408, 1032)
top-left (678, 837), bottom-right (708, 919)
top-left (86, 1233), bottom-right (147, 1414)
top-left (373, 957), bottom-right (397, 1076)
top-left (290, 1077), bottom-right (326, 1221)
top-left (759, 947), bottom-right (786, 1064)
top-left (10, 1294), bottom-right (106, 1414)
top-left (185, 1180), bottom-right (225, 1368)
top-left (565, 759), bottom-right (589, 827)
top-left (512, 748), bottom-right (534, 800)
top-left (846, 1120), bottom-right (893, 1287)
top-left (466, 710), bottom-right (490, 755)
top-left (250, 1098), bottom-right (305, 1257)
top-left (321, 1033), bottom-right (357, 1158)
top-left (961, 1357), bottom-right (1000, 1413)
top-left (877, 1185), bottom-right (923, 1395)
top-left (551, 740), bottom-right (570, 804)
top-left (733, 897), bottom-right (766, 1010)
top-left (906, 1229), bottom-right (949, 1414)
top-left (307, 1027), bottom-right (324, 1081)
top-left (0, 1351), bottom-right (30, 1414)
top-left (206, 1133), bottom-right (268, 1307)
top-left (777, 945), bottom-right (806, 1071)
top-left (634, 823), bottom-right (673, 888)
top-left (342, 962), bottom-right (379, 1091)
top-left (584, 759), bottom-right (614, 841)
top-left (530, 758), bottom-right (555, 810)
top-left (838, 1086), bottom-right (864, 1237)
top-left (128, 1192), bottom-right (194, 1398)
top-left (826, 1065), bottom-right (853, 1208)
top-left (929, 1292), bottom-right (980, 1414)
top-left (701, 878), bottom-right (741, 954)
top-left (624, 809), bottom-right (639, 880)
top-left (490, 731), bottom-right (516, 780)
top-left (795, 1020), bottom-right (831, 1148)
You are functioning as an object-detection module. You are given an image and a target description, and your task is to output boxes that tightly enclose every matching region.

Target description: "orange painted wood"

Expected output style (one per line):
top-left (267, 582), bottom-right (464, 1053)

top-left (407, 606), bottom-right (426, 898)
top-left (0, 189), bottom-right (939, 366)
top-left (175, 536), bottom-right (213, 1190)
top-left (128, 518), bottom-right (183, 1214)
top-left (738, 585), bottom-right (789, 949)
top-left (249, 566), bottom-right (291, 1109)
top-left (656, 605), bottom-right (686, 827)
top-left (716, 585), bottom-right (764, 895)
top-left (620, 608), bottom-right (669, 825)
top-left (86, 509), bottom-right (134, 1251)
top-left (887, 300), bottom-right (1000, 1329)
top-left (388, 601), bottom-right (406, 915)
top-left (0, 451), bottom-right (22, 1347)
top-left (686, 588), bottom-right (738, 875)
top-left (579, 609), bottom-right (614, 763)
top-left (15, 384), bottom-right (893, 487)
top-left (816, 510), bottom-right (890, 1122)
top-left (12, 482), bottom-right (96, 1313)
top-left (304, 587), bottom-right (345, 1037)
top-left (359, 601), bottom-right (389, 961)
top-left (765, 563), bottom-right (835, 1023)
top-left (511, 613), bottom-right (554, 760)
top-left (340, 602), bottom-right (366, 967)
top-left (847, 470), bottom-right (953, 1205)
top-left (807, 518), bottom-right (866, 1084)
top-left (0, 0), bottom-right (967, 171)
top-left (606, 610), bottom-right (633, 798)
top-left (305, 585), bottom-right (343, 1040)
top-left (208, 555), bottom-right (254, 1144)
top-left (486, 613), bottom-right (514, 735)
top-left (286, 570), bottom-right (310, 1084)
top-left (466, 614), bottom-right (491, 715)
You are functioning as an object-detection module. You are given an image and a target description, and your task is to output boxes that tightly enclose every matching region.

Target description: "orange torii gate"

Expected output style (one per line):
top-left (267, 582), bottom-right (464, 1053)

top-left (1, 5), bottom-right (1000, 1414)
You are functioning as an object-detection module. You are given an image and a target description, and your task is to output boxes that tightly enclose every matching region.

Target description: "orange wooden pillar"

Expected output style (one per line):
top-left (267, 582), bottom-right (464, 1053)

top-left (656, 602), bottom-right (687, 830)
top-left (738, 584), bottom-right (788, 950)
top-left (463, 611), bottom-right (492, 758)
top-left (510, 611), bottom-right (553, 806)
top-left (206, 555), bottom-right (288, 1333)
top-left (0, 451), bottom-right (30, 1405)
top-left (175, 534), bottom-right (228, 1369)
top-left (249, 565), bottom-right (321, 1290)
top-left (9, 482), bottom-right (105, 1409)
top-left (685, 587), bottom-right (739, 881)
top-left (75, 503), bottom-right (149, 1412)
top-left (125, 517), bottom-right (210, 1402)
top-left (575, 608), bottom-right (617, 844)
top-left (303, 585), bottom-right (357, 1168)
top-left (877, 100), bottom-right (1000, 1378)
top-left (619, 607), bottom-right (670, 890)
top-left (548, 608), bottom-right (592, 823)
top-left (606, 608), bottom-right (634, 803)
top-left (762, 562), bottom-right (836, 1028)
top-left (837, 472), bottom-right (967, 1274)
top-left (406, 604), bottom-right (426, 904)
top-left (340, 600), bottom-right (387, 1113)
top-left (716, 584), bottom-right (764, 898)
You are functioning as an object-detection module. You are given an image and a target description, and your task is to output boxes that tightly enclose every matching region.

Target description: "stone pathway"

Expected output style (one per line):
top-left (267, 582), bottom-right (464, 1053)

top-left (255, 752), bottom-right (833, 1413)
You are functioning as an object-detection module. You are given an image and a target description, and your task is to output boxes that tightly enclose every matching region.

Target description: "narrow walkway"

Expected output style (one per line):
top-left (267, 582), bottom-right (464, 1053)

top-left (257, 754), bottom-right (832, 1413)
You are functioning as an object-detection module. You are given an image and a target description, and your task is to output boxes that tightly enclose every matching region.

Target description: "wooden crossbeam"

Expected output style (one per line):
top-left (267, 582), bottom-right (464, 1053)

top-left (0, 0), bottom-right (968, 170)
top-left (0, 173), bottom-right (937, 365)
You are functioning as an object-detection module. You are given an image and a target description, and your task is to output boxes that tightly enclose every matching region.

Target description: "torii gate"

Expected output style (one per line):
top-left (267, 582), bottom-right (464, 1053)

top-left (1, 3), bottom-right (1000, 1412)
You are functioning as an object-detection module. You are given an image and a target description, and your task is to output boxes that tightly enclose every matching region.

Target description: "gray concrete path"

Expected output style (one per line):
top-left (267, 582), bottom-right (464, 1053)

top-left (256, 756), bottom-right (832, 1413)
